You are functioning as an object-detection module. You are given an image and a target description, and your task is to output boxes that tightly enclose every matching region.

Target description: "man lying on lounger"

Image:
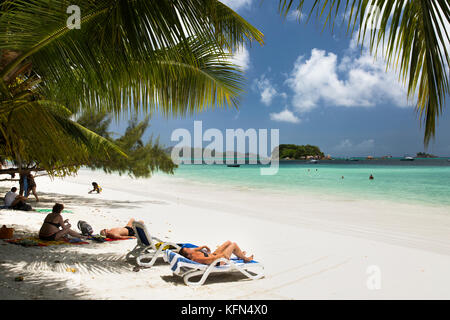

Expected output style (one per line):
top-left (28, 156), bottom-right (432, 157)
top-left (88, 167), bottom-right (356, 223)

top-left (179, 240), bottom-right (254, 265)
top-left (100, 218), bottom-right (143, 240)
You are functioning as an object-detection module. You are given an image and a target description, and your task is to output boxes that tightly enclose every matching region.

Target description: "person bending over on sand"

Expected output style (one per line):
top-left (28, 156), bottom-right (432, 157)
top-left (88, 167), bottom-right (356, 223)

top-left (88, 182), bottom-right (102, 194)
top-left (99, 218), bottom-right (143, 240)
top-left (27, 173), bottom-right (39, 202)
top-left (38, 203), bottom-right (83, 241)
top-left (20, 172), bottom-right (39, 202)
top-left (179, 240), bottom-right (254, 265)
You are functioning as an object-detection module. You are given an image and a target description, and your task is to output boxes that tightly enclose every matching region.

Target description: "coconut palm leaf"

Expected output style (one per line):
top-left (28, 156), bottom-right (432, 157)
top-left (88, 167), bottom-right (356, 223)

top-left (280, 0), bottom-right (450, 145)
top-left (37, 37), bottom-right (246, 117)
top-left (0, 99), bottom-right (126, 175)
top-left (0, 0), bottom-right (264, 176)
top-left (0, 0), bottom-right (264, 114)
top-left (78, 113), bottom-right (176, 178)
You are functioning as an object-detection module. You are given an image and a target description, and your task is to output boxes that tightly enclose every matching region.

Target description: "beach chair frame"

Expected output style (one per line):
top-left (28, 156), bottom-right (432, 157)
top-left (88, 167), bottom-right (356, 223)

top-left (126, 221), bottom-right (182, 268)
top-left (164, 250), bottom-right (265, 287)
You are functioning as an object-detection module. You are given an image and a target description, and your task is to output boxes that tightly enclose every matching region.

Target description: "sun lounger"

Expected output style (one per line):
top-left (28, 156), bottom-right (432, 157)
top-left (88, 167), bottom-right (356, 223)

top-left (163, 248), bottom-right (265, 287)
top-left (126, 221), bottom-right (188, 268)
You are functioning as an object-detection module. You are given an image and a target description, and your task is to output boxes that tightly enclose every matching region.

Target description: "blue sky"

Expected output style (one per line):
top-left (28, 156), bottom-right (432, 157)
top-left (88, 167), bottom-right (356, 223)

top-left (110, 0), bottom-right (450, 157)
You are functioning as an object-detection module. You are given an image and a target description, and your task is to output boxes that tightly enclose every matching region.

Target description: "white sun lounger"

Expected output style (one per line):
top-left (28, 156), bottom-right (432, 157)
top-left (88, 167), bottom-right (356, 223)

top-left (125, 221), bottom-right (182, 268)
top-left (163, 249), bottom-right (265, 287)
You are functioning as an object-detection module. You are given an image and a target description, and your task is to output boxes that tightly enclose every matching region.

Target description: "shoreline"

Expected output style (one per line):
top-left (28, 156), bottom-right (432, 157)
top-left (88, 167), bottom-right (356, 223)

top-left (169, 163), bottom-right (450, 208)
top-left (1, 169), bottom-right (450, 299)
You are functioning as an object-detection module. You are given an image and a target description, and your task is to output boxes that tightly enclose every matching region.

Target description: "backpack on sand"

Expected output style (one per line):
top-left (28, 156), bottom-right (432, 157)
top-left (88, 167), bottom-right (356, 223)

top-left (77, 220), bottom-right (93, 236)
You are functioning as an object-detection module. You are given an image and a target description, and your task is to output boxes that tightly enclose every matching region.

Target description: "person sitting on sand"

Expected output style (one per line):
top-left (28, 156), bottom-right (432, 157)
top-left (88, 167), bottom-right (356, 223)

top-left (99, 218), bottom-right (143, 240)
top-left (38, 203), bottom-right (83, 241)
top-left (88, 182), bottom-right (102, 194)
top-left (179, 240), bottom-right (254, 265)
top-left (4, 187), bottom-right (30, 211)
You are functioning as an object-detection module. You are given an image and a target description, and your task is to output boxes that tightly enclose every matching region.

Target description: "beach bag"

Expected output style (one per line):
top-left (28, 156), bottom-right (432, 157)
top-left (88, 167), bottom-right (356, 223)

top-left (14, 201), bottom-right (32, 211)
top-left (77, 220), bottom-right (94, 236)
top-left (0, 225), bottom-right (14, 239)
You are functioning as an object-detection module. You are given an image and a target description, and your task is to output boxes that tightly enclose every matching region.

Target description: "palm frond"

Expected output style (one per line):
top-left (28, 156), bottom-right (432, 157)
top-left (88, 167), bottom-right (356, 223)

top-left (0, 0), bottom-right (263, 116)
top-left (0, 99), bottom-right (125, 175)
top-left (36, 37), bottom-right (246, 116)
top-left (280, 0), bottom-right (450, 145)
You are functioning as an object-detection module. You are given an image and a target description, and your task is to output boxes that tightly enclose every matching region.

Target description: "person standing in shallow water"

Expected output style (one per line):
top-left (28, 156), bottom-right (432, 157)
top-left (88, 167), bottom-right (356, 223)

top-left (369, 174), bottom-right (374, 180)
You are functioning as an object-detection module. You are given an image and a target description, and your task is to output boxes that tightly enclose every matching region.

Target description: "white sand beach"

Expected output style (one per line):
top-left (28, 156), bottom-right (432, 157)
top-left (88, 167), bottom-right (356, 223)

top-left (1, 168), bottom-right (450, 300)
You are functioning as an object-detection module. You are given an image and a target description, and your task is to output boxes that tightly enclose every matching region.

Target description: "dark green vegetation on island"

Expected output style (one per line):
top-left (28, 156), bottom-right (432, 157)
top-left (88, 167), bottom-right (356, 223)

top-left (416, 152), bottom-right (438, 158)
top-left (278, 144), bottom-right (325, 160)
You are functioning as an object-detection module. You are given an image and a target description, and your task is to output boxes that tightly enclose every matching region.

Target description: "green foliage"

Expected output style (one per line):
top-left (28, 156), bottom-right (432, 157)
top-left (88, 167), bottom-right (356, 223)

top-left (279, 0), bottom-right (450, 145)
top-left (77, 112), bottom-right (176, 178)
top-left (279, 144), bottom-right (324, 159)
top-left (0, 0), bottom-right (263, 176)
top-left (416, 152), bottom-right (437, 158)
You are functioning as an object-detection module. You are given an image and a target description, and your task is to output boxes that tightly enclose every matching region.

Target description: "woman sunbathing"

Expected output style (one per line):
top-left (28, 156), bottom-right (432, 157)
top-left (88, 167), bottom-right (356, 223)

top-left (38, 203), bottom-right (83, 241)
top-left (179, 240), bottom-right (254, 265)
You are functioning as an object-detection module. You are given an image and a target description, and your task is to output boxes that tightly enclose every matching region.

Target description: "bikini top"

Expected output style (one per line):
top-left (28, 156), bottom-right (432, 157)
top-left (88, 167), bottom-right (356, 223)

top-left (200, 248), bottom-right (209, 257)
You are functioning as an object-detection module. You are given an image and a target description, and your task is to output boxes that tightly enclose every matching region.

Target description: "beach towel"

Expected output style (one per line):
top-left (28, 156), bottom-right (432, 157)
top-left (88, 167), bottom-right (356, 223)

top-left (104, 237), bottom-right (133, 241)
top-left (35, 209), bottom-right (73, 213)
top-left (86, 234), bottom-right (133, 242)
top-left (154, 241), bottom-right (181, 251)
top-left (5, 237), bottom-right (89, 247)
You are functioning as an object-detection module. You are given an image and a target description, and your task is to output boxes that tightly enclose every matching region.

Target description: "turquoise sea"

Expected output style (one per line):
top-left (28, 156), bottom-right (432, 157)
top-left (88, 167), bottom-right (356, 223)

top-left (169, 159), bottom-right (450, 207)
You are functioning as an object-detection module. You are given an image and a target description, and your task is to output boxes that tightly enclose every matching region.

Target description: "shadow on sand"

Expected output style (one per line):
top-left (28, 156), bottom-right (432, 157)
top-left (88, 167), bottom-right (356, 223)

top-left (0, 186), bottom-right (168, 211)
top-left (160, 272), bottom-right (250, 287)
top-left (0, 231), bottom-right (137, 299)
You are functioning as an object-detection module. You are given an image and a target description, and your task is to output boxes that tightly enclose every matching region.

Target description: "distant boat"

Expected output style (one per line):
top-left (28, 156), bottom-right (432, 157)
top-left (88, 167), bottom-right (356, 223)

top-left (401, 155), bottom-right (415, 161)
top-left (227, 164), bottom-right (240, 167)
top-left (309, 159), bottom-right (319, 164)
top-left (349, 158), bottom-right (359, 161)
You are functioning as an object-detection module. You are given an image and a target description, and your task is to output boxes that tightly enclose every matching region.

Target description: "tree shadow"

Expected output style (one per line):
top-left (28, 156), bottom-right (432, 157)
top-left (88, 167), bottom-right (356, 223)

top-left (0, 221), bottom-right (140, 299)
top-left (0, 186), bottom-right (168, 211)
top-left (160, 272), bottom-right (250, 287)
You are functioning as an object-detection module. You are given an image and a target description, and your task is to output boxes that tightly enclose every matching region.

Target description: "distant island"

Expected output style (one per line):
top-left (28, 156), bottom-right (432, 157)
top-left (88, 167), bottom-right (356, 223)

top-left (416, 152), bottom-right (438, 158)
top-left (277, 144), bottom-right (326, 160)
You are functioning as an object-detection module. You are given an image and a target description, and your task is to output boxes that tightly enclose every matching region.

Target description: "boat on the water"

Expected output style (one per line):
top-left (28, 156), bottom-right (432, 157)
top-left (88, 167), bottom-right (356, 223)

top-left (309, 159), bottom-right (319, 164)
top-left (401, 155), bottom-right (415, 161)
top-left (227, 164), bottom-right (240, 167)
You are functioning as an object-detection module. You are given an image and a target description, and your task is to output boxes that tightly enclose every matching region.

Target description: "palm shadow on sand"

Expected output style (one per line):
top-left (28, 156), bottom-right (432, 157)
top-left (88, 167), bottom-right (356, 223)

top-left (0, 224), bottom-right (138, 299)
top-left (0, 186), bottom-right (168, 211)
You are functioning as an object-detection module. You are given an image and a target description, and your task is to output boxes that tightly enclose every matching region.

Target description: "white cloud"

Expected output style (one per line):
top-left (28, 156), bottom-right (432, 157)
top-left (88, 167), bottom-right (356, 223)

top-left (287, 9), bottom-right (303, 22)
top-left (219, 0), bottom-right (252, 11)
top-left (229, 46), bottom-right (250, 71)
top-left (254, 74), bottom-right (278, 106)
top-left (285, 43), bottom-right (413, 114)
top-left (334, 139), bottom-right (375, 154)
top-left (270, 109), bottom-right (301, 124)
